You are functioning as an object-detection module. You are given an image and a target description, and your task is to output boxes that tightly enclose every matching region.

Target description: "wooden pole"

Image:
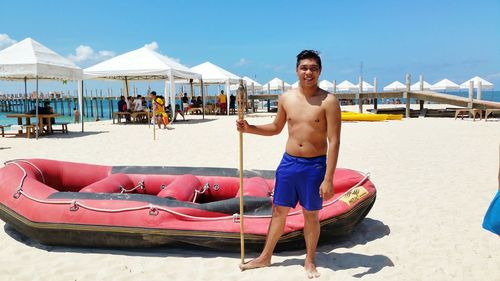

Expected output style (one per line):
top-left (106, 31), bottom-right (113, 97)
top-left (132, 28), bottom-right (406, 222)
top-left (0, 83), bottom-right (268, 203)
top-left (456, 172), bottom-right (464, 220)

top-left (477, 81), bottom-right (482, 101)
top-left (405, 74), bottom-right (411, 118)
top-left (237, 79), bottom-right (246, 265)
top-left (468, 80), bottom-right (474, 108)
top-left (419, 75), bottom-right (425, 111)
top-left (358, 76), bottom-right (363, 113)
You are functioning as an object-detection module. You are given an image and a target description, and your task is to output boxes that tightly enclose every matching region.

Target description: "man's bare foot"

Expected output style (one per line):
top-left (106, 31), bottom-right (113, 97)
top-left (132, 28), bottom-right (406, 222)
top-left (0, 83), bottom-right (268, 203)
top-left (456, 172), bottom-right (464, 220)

top-left (304, 261), bottom-right (320, 279)
top-left (239, 257), bottom-right (271, 271)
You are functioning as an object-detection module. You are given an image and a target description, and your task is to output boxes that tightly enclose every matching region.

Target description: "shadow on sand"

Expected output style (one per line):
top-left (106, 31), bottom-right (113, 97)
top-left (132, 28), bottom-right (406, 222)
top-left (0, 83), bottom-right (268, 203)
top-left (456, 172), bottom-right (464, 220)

top-left (4, 217), bottom-right (391, 277)
top-left (171, 118), bottom-right (218, 125)
top-left (271, 218), bottom-right (393, 277)
top-left (42, 131), bottom-right (108, 139)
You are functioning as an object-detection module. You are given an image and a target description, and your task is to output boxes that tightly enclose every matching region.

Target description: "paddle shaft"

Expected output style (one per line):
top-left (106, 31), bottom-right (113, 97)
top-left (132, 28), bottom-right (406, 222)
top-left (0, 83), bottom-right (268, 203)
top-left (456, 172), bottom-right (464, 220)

top-left (237, 81), bottom-right (245, 265)
top-left (239, 130), bottom-right (244, 264)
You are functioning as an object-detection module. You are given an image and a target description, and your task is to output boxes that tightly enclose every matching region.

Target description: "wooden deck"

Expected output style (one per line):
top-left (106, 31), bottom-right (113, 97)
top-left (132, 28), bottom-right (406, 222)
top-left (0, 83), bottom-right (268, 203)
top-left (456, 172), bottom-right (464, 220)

top-left (248, 91), bottom-right (500, 118)
top-left (329, 91), bottom-right (500, 118)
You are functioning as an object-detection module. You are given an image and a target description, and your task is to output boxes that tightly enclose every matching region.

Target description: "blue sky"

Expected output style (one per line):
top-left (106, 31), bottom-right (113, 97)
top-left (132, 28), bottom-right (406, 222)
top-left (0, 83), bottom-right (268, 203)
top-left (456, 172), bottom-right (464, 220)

top-left (0, 0), bottom-right (499, 94)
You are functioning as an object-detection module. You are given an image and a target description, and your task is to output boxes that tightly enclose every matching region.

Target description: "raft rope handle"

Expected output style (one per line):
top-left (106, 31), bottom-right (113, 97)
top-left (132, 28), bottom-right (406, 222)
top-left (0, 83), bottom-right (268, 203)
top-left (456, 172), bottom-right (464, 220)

top-left (192, 183), bottom-right (210, 203)
top-left (120, 180), bottom-right (145, 194)
top-left (6, 159), bottom-right (45, 184)
top-left (7, 160), bottom-right (371, 221)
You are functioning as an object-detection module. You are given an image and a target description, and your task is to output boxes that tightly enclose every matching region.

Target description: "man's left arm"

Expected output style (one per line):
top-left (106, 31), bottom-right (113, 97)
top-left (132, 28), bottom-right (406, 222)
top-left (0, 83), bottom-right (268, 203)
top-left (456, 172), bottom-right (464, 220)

top-left (320, 95), bottom-right (341, 200)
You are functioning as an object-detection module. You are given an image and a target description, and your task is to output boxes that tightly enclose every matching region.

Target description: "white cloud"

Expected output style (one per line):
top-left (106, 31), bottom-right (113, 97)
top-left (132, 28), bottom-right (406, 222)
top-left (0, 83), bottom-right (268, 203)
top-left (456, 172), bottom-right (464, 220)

top-left (144, 41), bottom-right (159, 51)
top-left (67, 45), bottom-right (115, 65)
top-left (235, 58), bottom-right (249, 66)
top-left (68, 45), bottom-right (93, 62)
top-left (142, 41), bottom-right (181, 63)
top-left (0, 34), bottom-right (17, 50)
top-left (169, 56), bottom-right (182, 63)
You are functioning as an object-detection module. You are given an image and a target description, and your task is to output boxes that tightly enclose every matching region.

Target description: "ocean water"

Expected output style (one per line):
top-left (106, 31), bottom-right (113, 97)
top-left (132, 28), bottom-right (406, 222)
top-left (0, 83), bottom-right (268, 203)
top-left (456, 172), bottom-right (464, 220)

top-left (1, 91), bottom-right (498, 127)
top-left (0, 96), bottom-right (222, 127)
top-left (0, 99), bottom-right (116, 127)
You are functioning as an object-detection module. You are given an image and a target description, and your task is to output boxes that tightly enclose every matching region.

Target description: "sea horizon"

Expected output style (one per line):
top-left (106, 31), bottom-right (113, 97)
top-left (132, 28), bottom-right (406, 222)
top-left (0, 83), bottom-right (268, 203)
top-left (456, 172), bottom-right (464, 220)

top-left (1, 90), bottom-right (498, 127)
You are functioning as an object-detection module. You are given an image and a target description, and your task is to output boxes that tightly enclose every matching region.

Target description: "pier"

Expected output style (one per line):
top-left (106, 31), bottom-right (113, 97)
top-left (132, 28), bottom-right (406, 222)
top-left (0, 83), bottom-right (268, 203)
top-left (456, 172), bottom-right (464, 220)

top-left (248, 90), bottom-right (500, 118)
top-left (0, 90), bottom-right (119, 120)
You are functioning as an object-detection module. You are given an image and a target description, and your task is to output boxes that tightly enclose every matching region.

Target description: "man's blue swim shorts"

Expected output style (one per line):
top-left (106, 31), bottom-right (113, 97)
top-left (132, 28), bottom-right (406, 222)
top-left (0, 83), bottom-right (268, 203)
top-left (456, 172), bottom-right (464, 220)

top-left (273, 152), bottom-right (327, 211)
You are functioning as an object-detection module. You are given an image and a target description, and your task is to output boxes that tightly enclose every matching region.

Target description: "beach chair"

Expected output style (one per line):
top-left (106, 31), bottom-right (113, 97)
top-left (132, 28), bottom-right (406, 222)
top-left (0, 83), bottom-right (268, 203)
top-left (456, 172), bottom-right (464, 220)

top-left (25, 125), bottom-right (36, 138)
top-left (454, 108), bottom-right (483, 121)
top-left (52, 123), bottom-right (69, 133)
top-left (484, 109), bottom-right (500, 121)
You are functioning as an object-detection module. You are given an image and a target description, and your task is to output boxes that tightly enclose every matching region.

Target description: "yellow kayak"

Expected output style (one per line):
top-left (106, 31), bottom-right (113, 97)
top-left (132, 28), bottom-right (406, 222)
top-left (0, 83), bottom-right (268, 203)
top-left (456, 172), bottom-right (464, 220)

top-left (341, 112), bottom-right (403, 121)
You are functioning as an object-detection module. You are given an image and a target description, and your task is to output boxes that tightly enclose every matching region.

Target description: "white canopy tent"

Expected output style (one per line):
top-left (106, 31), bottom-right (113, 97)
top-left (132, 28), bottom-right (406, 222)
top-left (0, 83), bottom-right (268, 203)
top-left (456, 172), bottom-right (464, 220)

top-left (356, 81), bottom-right (375, 92)
top-left (189, 61), bottom-right (240, 115)
top-left (430, 79), bottom-right (460, 91)
top-left (0, 37), bottom-right (83, 138)
top-left (336, 80), bottom-right (358, 92)
top-left (459, 76), bottom-right (494, 89)
top-left (84, 46), bottom-right (201, 120)
top-left (262, 77), bottom-right (291, 93)
top-left (383, 81), bottom-right (406, 91)
top-left (230, 76), bottom-right (262, 95)
top-left (242, 76), bottom-right (262, 88)
top-left (410, 81), bottom-right (432, 91)
top-left (291, 81), bottom-right (299, 88)
top-left (319, 79), bottom-right (334, 91)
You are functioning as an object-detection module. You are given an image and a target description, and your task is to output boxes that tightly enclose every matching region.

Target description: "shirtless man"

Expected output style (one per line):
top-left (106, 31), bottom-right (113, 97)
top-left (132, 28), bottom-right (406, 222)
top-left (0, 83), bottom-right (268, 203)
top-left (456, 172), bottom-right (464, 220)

top-left (236, 50), bottom-right (341, 278)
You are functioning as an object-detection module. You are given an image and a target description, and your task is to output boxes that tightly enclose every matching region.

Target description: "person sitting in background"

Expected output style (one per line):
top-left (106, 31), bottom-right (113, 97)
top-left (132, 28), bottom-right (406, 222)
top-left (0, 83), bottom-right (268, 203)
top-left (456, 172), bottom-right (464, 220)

top-left (126, 96), bottom-right (133, 112)
top-left (174, 104), bottom-right (185, 121)
top-left (191, 96), bottom-right (197, 107)
top-left (118, 96), bottom-right (127, 112)
top-left (133, 95), bottom-right (144, 111)
top-left (40, 101), bottom-right (55, 132)
top-left (182, 93), bottom-right (189, 114)
top-left (117, 95), bottom-right (131, 122)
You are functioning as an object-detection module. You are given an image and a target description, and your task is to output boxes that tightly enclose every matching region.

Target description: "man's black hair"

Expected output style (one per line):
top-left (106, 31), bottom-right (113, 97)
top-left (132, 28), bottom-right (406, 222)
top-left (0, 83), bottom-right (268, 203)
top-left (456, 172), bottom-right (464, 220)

top-left (296, 50), bottom-right (322, 70)
top-left (151, 91), bottom-right (157, 96)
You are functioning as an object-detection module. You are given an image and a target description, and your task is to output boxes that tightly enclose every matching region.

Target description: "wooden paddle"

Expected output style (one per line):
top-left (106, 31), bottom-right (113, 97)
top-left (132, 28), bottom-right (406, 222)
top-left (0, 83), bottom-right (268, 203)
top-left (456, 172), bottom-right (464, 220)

top-left (237, 79), bottom-right (246, 265)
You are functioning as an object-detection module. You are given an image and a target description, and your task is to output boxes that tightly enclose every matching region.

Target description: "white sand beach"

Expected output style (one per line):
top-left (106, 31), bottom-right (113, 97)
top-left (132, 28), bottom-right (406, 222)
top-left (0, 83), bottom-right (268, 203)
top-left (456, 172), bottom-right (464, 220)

top-left (0, 108), bottom-right (499, 281)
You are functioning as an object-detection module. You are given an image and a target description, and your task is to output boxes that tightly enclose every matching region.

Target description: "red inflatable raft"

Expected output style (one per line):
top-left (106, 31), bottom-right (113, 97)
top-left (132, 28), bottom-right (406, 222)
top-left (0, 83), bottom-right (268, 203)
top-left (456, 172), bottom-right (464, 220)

top-left (0, 159), bottom-right (376, 250)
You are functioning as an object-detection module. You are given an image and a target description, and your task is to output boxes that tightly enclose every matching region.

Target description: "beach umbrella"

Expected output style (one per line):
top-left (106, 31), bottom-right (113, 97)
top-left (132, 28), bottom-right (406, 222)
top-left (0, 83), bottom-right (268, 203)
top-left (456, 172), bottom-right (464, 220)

top-left (430, 79), bottom-right (460, 91)
top-left (459, 76), bottom-right (494, 90)
top-left (336, 80), bottom-right (358, 92)
top-left (383, 81), bottom-right (406, 91)
top-left (410, 81), bottom-right (432, 91)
